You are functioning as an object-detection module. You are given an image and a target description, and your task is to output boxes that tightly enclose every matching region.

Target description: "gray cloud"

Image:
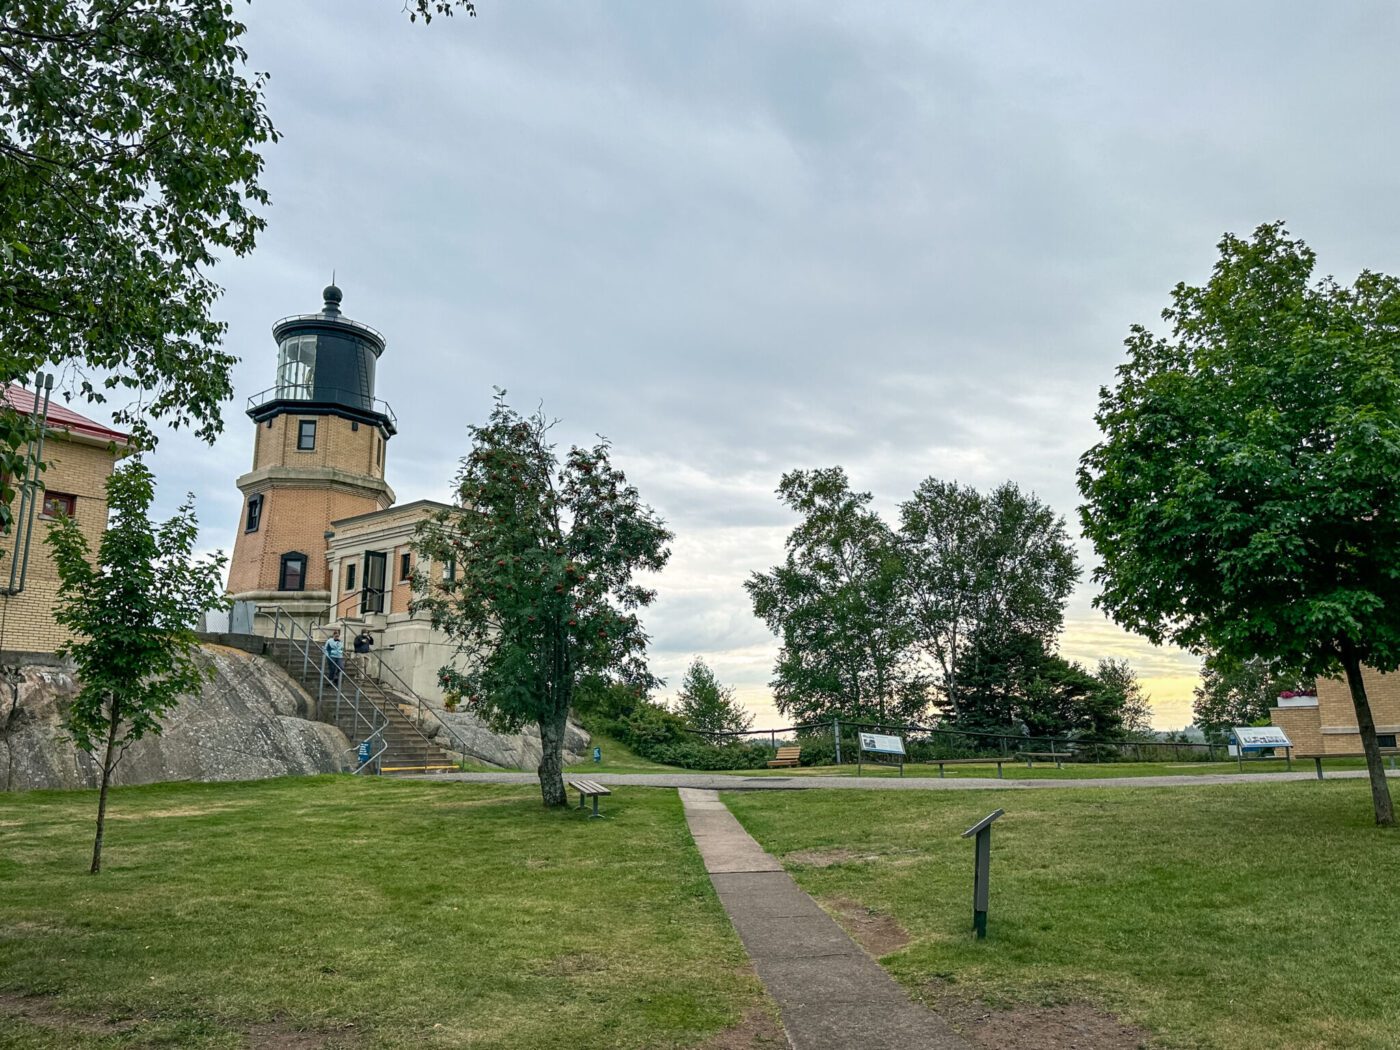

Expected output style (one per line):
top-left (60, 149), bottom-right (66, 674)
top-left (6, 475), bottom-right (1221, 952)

top-left (97, 0), bottom-right (1400, 728)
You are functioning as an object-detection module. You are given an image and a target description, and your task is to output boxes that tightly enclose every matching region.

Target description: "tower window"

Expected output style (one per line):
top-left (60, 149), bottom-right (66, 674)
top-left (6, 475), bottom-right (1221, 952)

top-left (376, 436), bottom-right (383, 466)
top-left (444, 557), bottom-right (456, 583)
top-left (351, 420), bottom-right (359, 432)
top-left (345, 562), bottom-right (357, 591)
top-left (279, 552), bottom-right (307, 592)
top-left (399, 552), bottom-right (412, 582)
top-left (244, 494), bottom-right (263, 532)
top-left (297, 419), bottom-right (317, 450)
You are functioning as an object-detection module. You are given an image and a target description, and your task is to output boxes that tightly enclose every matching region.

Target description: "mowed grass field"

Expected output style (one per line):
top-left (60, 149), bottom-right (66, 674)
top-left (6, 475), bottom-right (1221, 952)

top-left (0, 777), bottom-right (773, 1050)
top-left (725, 780), bottom-right (1400, 1050)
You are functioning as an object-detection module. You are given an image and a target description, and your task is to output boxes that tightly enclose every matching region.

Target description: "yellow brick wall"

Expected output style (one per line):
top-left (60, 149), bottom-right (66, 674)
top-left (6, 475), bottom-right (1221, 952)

top-left (227, 412), bottom-right (393, 596)
top-left (0, 437), bottom-right (119, 654)
top-left (252, 412), bottom-right (387, 480)
top-left (1315, 668), bottom-right (1400, 752)
top-left (1269, 705), bottom-right (1322, 755)
top-left (228, 484), bottom-right (385, 595)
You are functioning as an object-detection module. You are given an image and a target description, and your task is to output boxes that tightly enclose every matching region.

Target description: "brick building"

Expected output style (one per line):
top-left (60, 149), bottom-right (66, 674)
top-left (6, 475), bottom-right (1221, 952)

top-left (0, 385), bottom-right (130, 656)
top-left (1271, 673), bottom-right (1400, 755)
top-left (225, 286), bottom-right (463, 701)
top-left (227, 284), bottom-right (397, 629)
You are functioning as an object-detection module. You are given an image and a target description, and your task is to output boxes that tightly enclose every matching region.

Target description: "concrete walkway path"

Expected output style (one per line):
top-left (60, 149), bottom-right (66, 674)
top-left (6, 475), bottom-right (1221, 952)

top-left (679, 788), bottom-right (969, 1050)
top-left (421, 768), bottom-right (1392, 791)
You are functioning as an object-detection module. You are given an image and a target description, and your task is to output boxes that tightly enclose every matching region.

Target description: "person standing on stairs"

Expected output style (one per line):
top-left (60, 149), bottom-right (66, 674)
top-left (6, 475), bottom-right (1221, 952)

top-left (324, 629), bottom-right (344, 687)
top-left (353, 628), bottom-right (374, 676)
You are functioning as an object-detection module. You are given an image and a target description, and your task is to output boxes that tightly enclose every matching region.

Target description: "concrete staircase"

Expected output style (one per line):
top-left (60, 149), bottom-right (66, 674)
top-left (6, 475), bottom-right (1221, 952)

top-left (263, 639), bottom-right (456, 773)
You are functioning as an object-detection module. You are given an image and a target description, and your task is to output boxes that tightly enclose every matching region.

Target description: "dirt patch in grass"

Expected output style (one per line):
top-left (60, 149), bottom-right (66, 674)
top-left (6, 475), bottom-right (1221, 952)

top-left (108, 802), bottom-right (247, 820)
top-left (784, 847), bottom-right (866, 867)
top-left (823, 897), bottom-right (911, 957)
top-left (0, 992), bottom-right (142, 1037)
top-left (697, 1006), bottom-right (788, 1049)
top-left (0, 992), bottom-right (356, 1048)
top-left (924, 982), bottom-right (1151, 1049)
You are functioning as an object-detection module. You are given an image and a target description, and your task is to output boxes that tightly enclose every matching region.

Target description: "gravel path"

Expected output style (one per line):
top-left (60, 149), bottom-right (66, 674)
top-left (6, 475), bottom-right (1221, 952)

top-left (416, 768), bottom-right (1390, 791)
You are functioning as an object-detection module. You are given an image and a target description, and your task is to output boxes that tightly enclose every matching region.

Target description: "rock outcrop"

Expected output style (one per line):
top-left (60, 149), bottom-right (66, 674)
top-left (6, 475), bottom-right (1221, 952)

top-left (416, 702), bottom-right (590, 770)
top-left (0, 645), bottom-right (351, 791)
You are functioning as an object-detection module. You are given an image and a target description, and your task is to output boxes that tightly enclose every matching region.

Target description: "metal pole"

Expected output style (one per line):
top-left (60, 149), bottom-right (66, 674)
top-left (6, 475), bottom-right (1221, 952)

top-left (833, 717), bottom-right (841, 765)
top-left (973, 828), bottom-right (991, 938)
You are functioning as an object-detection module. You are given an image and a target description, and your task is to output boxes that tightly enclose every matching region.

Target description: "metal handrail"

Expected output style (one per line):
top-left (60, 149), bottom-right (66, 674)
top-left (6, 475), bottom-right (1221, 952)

top-left (259, 607), bottom-right (389, 773)
top-left (317, 615), bottom-right (477, 764)
top-left (245, 386), bottom-right (397, 428)
top-left (272, 311), bottom-right (386, 343)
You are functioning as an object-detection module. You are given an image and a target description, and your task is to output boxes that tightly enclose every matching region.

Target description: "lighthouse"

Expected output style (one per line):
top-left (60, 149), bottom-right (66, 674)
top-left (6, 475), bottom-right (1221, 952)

top-left (226, 284), bottom-right (396, 629)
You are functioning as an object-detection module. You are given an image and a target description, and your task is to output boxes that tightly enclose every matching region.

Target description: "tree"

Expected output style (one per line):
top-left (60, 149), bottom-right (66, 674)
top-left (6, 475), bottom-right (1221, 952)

top-left (747, 468), bottom-right (924, 725)
top-left (954, 626), bottom-right (1124, 742)
top-left (1191, 652), bottom-right (1310, 742)
top-left (899, 479), bottom-right (1079, 721)
top-left (674, 657), bottom-right (753, 736)
top-left (413, 395), bottom-right (671, 807)
top-left (47, 460), bottom-right (226, 873)
top-left (1096, 658), bottom-right (1154, 736)
top-left (0, 0), bottom-right (277, 519)
top-left (1078, 222), bottom-right (1400, 825)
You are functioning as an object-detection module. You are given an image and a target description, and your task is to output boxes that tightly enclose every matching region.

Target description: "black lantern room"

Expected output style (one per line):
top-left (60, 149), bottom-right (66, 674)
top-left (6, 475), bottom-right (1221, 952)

top-left (247, 284), bottom-right (397, 436)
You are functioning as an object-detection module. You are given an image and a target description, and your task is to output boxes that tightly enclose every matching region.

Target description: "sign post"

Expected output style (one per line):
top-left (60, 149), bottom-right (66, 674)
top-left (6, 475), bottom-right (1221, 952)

top-left (961, 809), bottom-right (1005, 939)
top-left (356, 740), bottom-right (372, 769)
top-left (593, 746), bottom-right (602, 764)
top-left (1231, 726), bottom-right (1293, 772)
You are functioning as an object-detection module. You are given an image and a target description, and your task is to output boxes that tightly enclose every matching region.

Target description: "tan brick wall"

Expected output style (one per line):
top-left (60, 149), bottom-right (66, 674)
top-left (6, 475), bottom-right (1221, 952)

top-left (1313, 668), bottom-right (1400, 753)
top-left (227, 412), bottom-right (393, 596)
top-left (1270, 705), bottom-right (1322, 755)
top-left (252, 412), bottom-right (387, 481)
top-left (0, 437), bottom-right (119, 654)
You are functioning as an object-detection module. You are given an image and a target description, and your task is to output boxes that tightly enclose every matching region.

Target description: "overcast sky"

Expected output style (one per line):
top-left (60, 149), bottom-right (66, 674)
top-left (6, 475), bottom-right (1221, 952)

top-left (108, 1), bottom-right (1400, 729)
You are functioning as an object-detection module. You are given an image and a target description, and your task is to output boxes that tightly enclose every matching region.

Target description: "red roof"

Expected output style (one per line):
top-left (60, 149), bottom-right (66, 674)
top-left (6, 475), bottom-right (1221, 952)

top-left (3, 384), bottom-right (130, 445)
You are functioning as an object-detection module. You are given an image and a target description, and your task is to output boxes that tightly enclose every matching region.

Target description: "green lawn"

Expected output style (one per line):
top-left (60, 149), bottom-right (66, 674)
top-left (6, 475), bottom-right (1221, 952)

top-left (0, 777), bottom-right (773, 1049)
top-left (731, 756), bottom-right (1348, 779)
top-left (724, 780), bottom-right (1400, 1050)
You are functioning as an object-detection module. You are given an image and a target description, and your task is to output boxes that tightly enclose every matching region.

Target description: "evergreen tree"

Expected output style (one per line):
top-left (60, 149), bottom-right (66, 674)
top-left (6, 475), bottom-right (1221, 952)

top-left (674, 657), bottom-right (753, 736)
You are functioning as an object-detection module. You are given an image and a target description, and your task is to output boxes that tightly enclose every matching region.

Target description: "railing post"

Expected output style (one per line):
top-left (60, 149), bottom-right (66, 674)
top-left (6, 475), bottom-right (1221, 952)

top-left (833, 717), bottom-right (841, 765)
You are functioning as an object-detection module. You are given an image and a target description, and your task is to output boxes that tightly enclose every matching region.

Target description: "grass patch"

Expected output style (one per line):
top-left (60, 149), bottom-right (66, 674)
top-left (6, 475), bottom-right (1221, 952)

top-left (565, 729), bottom-right (683, 773)
top-left (723, 780), bottom-right (1400, 1050)
top-left (731, 757), bottom-right (1335, 779)
top-left (0, 777), bottom-right (767, 1049)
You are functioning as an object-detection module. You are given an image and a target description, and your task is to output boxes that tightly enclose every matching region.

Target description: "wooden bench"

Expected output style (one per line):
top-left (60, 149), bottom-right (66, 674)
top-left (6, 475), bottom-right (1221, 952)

top-left (568, 777), bottom-right (612, 817)
top-left (1298, 750), bottom-right (1400, 780)
top-left (932, 757), bottom-right (1005, 779)
top-left (768, 745), bottom-right (802, 768)
top-left (1016, 751), bottom-right (1071, 769)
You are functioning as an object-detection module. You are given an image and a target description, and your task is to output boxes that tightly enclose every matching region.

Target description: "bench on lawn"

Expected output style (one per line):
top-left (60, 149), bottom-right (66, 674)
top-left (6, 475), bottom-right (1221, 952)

top-left (568, 777), bottom-right (611, 817)
top-left (1016, 751), bottom-right (1071, 769)
top-left (931, 757), bottom-right (1006, 779)
top-left (1298, 750), bottom-right (1400, 780)
top-left (768, 746), bottom-right (802, 769)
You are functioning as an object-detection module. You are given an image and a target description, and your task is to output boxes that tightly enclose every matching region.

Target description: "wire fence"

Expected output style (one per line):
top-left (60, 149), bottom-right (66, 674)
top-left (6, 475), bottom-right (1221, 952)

top-left (692, 717), bottom-right (1225, 764)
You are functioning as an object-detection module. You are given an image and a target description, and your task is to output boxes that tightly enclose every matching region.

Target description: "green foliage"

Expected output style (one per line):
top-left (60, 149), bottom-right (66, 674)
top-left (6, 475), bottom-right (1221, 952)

top-left (900, 479), bottom-right (1079, 720)
top-left (674, 656), bottom-right (753, 735)
top-left (1192, 651), bottom-right (1311, 741)
top-left (747, 467), bottom-right (924, 724)
top-left (47, 459), bottom-right (226, 870)
top-left (1078, 221), bottom-right (1400, 822)
top-left (413, 394), bottom-right (672, 804)
top-left (0, 1), bottom-right (276, 453)
top-left (954, 627), bottom-right (1128, 742)
top-left (575, 677), bottom-right (769, 770)
top-left (1096, 657), bottom-right (1154, 735)
top-left (50, 461), bottom-right (226, 753)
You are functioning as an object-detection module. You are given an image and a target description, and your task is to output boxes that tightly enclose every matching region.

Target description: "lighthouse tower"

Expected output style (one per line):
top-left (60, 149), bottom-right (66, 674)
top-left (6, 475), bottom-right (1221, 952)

top-left (226, 284), bottom-right (396, 629)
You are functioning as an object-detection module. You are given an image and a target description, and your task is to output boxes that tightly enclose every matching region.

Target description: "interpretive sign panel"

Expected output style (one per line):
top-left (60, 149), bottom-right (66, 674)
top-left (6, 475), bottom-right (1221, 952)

top-left (1232, 726), bottom-right (1292, 751)
top-left (859, 732), bottom-right (906, 755)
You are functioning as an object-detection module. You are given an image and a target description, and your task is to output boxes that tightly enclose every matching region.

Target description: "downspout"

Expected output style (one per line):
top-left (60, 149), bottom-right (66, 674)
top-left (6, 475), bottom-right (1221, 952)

top-left (3, 372), bottom-right (54, 596)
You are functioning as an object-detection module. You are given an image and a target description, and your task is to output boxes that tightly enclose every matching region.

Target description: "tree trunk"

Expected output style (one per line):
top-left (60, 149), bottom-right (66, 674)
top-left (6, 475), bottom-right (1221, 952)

top-left (90, 699), bottom-right (121, 874)
top-left (1340, 648), bottom-right (1395, 827)
top-left (537, 705), bottom-right (570, 808)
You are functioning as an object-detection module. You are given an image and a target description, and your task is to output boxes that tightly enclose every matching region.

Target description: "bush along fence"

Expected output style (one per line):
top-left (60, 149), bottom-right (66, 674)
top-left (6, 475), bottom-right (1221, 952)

top-left (689, 718), bottom-right (1228, 768)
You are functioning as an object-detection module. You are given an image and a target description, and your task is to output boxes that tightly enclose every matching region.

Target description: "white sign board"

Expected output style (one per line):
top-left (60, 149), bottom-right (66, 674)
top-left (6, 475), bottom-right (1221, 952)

top-left (1232, 726), bottom-right (1292, 751)
top-left (859, 732), bottom-right (906, 755)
